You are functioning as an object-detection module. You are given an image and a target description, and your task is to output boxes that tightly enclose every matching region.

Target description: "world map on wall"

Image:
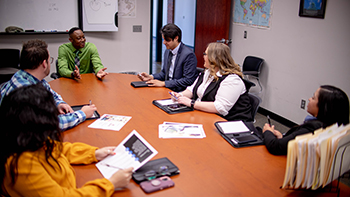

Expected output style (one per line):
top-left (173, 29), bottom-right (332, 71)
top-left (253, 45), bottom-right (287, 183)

top-left (233, 0), bottom-right (272, 28)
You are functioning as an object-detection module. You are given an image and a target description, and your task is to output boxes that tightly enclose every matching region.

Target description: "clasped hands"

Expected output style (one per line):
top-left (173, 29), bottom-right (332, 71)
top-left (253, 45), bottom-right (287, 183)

top-left (262, 124), bottom-right (283, 139)
top-left (137, 72), bottom-right (165, 87)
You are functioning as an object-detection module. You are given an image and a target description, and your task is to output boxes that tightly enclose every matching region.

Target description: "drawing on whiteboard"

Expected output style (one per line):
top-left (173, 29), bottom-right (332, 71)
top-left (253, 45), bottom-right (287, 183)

top-left (89, 0), bottom-right (111, 11)
top-left (84, 0), bottom-right (116, 24)
top-left (48, 3), bottom-right (59, 12)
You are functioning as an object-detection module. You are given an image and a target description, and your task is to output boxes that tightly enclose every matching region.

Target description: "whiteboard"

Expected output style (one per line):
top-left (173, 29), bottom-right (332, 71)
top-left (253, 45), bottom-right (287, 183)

top-left (82, 0), bottom-right (118, 32)
top-left (0, 0), bottom-right (79, 33)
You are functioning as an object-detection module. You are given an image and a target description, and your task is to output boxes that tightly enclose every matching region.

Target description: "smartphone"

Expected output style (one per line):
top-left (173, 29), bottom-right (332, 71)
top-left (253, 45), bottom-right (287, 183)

top-left (235, 135), bottom-right (257, 144)
top-left (140, 176), bottom-right (174, 193)
top-left (167, 104), bottom-right (188, 111)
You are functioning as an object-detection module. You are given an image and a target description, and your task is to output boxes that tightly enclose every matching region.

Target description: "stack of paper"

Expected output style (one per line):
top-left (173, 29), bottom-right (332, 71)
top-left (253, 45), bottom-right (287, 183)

top-left (282, 123), bottom-right (350, 190)
top-left (158, 122), bottom-right (206, 138)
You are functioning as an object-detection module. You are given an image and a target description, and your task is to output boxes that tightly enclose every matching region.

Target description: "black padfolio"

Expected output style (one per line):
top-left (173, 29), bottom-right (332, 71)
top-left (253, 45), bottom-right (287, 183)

top-left (132, 157), bottom-right (180, 184)
top-left (130, 81), bottom-right (149, 88)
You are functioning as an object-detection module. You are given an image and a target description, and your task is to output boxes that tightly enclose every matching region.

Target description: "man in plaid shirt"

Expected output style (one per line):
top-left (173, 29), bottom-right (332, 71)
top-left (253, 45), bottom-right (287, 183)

top-left (0, 39), bottom-right (97, 131)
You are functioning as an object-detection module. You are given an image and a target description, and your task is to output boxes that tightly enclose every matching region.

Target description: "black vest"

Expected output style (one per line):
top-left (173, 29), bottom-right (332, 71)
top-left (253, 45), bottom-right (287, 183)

top-left (192, 72), bottom-right (253, 121)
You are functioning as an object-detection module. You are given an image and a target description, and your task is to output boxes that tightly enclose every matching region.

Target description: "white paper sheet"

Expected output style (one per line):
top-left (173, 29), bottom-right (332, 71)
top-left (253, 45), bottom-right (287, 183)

top-left (96, 130), bottom-right (158, 179)
top-left (88, 114), bottom-right (131, 131)
top-left (217, 121), bottom-right (250, 134)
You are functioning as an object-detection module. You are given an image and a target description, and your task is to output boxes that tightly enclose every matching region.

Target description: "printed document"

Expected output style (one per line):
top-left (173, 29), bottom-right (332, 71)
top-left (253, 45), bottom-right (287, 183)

top-left (96, 130), bottom-right (158, 179)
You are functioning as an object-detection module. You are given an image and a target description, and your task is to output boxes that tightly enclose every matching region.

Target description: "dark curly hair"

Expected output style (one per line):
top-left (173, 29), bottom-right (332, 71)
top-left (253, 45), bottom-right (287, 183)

top-left (0, 84), bottom-right (62, 196)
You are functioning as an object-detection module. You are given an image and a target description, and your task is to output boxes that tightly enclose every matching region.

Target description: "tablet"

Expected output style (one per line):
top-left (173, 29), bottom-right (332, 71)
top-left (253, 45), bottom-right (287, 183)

top-left (167, 104), bottom-right (188, 111)
top-left (235, 135), bottom-right (257, 144)
top-left (71, 104), bottom-right (100, 120)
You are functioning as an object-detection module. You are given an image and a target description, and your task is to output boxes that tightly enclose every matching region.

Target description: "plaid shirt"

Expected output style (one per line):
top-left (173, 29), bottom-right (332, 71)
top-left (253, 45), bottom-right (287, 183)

top-left (0, 70), bottom-right (86, 131)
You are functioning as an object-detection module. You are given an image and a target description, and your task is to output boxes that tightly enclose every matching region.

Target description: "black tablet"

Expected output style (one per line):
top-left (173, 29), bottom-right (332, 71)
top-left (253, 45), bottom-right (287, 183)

top-left (71, 104), bottom-right (100, 120)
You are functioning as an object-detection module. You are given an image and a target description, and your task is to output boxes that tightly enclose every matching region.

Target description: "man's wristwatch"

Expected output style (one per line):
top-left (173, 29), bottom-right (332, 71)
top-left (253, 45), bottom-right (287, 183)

top-left (190, 99), bottom-right (195, 109)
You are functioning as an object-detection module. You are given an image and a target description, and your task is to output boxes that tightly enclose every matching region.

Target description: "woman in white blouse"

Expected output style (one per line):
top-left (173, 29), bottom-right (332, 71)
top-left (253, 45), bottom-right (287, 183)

top-left (171, 42), bottom-right (253, 121)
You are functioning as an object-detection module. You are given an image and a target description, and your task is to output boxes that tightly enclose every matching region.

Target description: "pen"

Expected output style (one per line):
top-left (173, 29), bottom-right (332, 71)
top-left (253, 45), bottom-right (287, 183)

top-left (267, 115), bottom-right (271, 126)
top-left (89, 100), bottom-right (92, 105)
top-left (169, 92), bottom-right (178, 100)
top-left (100, 163), bottom-right (123, 170)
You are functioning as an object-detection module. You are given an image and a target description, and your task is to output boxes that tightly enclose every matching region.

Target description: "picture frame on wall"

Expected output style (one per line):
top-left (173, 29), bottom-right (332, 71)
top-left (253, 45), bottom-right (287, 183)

top-left (299, 0), bottom-right (327, 19)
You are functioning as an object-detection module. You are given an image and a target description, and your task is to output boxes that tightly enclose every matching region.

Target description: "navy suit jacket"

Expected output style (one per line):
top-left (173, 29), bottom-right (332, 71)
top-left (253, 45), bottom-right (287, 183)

top-left (153, 43), bottom-right (198, 92)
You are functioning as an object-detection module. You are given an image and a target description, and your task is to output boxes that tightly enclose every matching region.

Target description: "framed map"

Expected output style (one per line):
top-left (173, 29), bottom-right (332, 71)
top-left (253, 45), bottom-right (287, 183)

top-left (299, 0), bottom-right (327, 19)
top-left (233, 0), bottom-right (273, 29)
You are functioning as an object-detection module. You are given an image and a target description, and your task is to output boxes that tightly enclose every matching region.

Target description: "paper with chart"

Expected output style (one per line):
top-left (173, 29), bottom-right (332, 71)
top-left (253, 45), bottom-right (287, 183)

top-left (88, 114), bottom-right (131, 131)
top-left (159, 122), bottom-right (206, 138)
top-left (96, 130), bottom-right (158, 179)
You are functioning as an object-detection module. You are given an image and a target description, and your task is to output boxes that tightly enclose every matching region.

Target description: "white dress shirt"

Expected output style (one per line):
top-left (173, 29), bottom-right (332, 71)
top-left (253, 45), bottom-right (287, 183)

top-left (168, 43), bottom-right (180, 79)
top-left (187, 69), bottom-right (246, 116)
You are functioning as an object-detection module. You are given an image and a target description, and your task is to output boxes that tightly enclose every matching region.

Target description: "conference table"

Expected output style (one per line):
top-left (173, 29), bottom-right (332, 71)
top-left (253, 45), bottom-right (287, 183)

top-left (49, 73), bottom-right (350, 196)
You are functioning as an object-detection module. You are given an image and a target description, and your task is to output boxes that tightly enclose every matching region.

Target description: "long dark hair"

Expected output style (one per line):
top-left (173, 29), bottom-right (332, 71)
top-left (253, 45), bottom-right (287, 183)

top-left (0, 84), bottom-right (62, 195)
top-left (317, 85), bottom-right (349, 127)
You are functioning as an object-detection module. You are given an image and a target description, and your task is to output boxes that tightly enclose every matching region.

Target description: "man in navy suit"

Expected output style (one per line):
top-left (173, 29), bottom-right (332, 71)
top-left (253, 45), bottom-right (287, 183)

top-left (138, 23), bottom-right (198, 92)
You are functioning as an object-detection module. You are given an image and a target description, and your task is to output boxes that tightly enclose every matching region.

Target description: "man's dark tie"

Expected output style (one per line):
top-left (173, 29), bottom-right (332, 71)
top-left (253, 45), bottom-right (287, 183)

top-left (74, 50), bottom-right (80, 68)
top-left (165, 51), bottom-right (173, 80)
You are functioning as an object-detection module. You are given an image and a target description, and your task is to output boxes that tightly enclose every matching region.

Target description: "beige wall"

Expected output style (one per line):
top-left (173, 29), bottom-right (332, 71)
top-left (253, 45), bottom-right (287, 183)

top-left (230, 0), bottom-right (350, 124)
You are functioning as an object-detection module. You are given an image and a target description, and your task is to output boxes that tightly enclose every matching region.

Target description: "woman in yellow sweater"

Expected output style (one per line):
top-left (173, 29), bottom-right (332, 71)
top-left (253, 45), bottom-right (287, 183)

top-left (0, 84), bottom-right (133, 197)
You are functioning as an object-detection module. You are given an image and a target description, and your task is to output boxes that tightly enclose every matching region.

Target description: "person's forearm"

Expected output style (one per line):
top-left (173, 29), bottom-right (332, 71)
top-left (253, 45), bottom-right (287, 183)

top-left (181, 89), bottom-right (193, 98)
top-left (192, 101), bottom-right (218, 114)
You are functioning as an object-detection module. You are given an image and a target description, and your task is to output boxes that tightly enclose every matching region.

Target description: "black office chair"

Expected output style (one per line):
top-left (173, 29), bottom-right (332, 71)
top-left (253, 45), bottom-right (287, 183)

top-left (50, 59), bottom-right (61, 79)
top-left (196, 67), bottom-right (205, 74)
top-left (241, 56), bottom-right (264, 93)
top-left (248, 92), bottom-right (262, 122)
top-left (0, 49), bottom-right (20, 84)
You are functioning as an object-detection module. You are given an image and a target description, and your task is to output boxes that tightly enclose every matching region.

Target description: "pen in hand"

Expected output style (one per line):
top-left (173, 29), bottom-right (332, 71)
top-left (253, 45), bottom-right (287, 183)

top-left (169, 92), bottom-right (178, 100)
top-left (267, 115), bottom-right (271, 126)
top-left (89, 100), bottom-right (92, 105)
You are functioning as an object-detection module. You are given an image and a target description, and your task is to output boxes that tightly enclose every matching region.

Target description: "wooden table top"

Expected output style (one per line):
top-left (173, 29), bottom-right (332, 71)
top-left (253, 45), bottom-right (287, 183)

top-left (49, 73), bottom-right (350, 197)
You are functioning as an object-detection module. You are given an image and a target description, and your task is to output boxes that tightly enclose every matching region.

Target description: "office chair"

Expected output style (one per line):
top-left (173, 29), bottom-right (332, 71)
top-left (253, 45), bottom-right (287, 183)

top-left (0, 49), bottom-right (20, 84)
top-left (248, 92), bottom-right (262, 122)
top-left (196, 67), bottom-right (205, 74)
top-left (50, 59), bottom-right (61, 79)
top-left (241, 56), bottom-right (264, 93)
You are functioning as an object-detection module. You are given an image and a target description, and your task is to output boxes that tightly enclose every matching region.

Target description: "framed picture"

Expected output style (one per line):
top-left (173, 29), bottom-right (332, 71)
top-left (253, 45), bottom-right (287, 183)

top-left (299, 0), bottom-right (327, 19)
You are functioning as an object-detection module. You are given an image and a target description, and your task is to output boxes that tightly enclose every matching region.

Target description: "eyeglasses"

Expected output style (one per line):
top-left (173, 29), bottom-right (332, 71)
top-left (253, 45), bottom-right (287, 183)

top-left (203, 52), bottom-right (207, 56)
top-left (144, 165), bottom-right (170, 180)
top-left (48, 57), bottom-right (54, 64)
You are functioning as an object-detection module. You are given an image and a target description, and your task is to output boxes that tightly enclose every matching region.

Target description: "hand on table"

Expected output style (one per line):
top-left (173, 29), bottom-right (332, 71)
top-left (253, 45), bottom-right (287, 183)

top-left (146, 79), bottom-right (165, 87)
top-left (57, 103), bottom-right (74, 114)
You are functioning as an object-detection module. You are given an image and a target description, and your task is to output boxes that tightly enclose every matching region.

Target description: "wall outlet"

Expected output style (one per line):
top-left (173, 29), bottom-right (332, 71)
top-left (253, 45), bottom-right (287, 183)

top-left (244, 31), bottom-right (247, 39)
top-left (300, 99), bottom-right (306, 109)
